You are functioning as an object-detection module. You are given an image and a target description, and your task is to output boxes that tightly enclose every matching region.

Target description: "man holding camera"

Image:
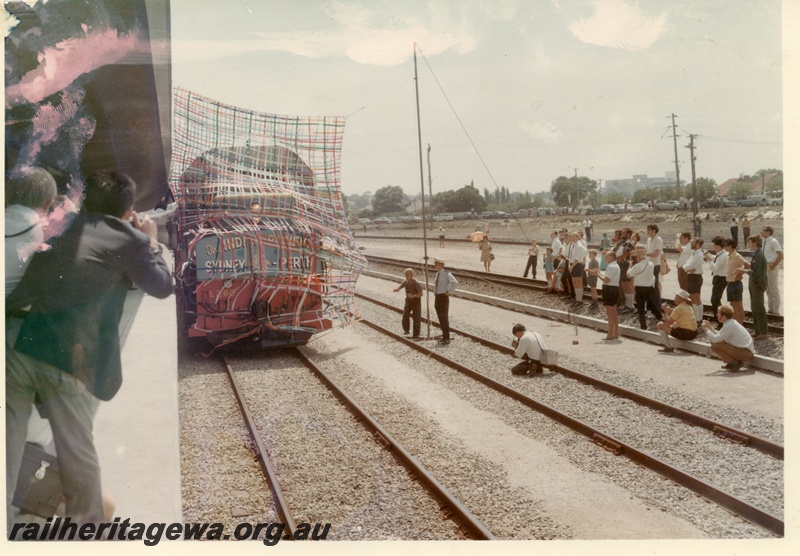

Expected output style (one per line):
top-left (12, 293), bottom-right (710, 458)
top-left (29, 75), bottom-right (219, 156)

top-left (701, 305), bottom-right (755, 371)
top-left (511, 323), bottom-right (547, 375)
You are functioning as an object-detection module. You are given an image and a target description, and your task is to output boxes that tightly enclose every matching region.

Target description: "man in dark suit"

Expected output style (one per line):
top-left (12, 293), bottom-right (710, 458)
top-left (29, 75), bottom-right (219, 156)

top-left (6, 170), bottom-right (173, 532)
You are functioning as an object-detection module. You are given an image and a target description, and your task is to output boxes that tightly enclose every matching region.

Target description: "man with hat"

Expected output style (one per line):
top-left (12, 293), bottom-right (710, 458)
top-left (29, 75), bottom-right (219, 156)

top-left (510, 323), bottom-right (546, 375)
top-left (433, 257), bottom-right (458, 344)
top-left (655, 289), bottom-right (698, 353)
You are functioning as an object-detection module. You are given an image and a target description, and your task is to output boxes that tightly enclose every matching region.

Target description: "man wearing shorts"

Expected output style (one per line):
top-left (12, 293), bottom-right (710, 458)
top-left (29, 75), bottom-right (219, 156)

top-left (615, 228), bottom-right (635, 313)
top-left (656, 290), bottom-right (698, 353)
top-left (676, 232), bottom-right (692, 291)
top-left (705, 236), bottom-right (728, 322)
top-left (568, 232), bottom-right (587, 304)
top-left (590, 251), bottom-right (620, 340)
top-left (723, 239), bottom-right (746, 324)
top-left (682, 237), bottom-right (705, 323)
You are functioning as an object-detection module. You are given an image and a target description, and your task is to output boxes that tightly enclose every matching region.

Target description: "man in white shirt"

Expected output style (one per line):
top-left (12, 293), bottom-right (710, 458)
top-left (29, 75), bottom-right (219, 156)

top-left (615, 228), bottom-right (635, 313)
top-left (510, 323), bottom-right (546, 375)
top-left (577, 230), bottom-right (588, 249)
top-left (705, 236), bottom-right (729, 321)
top-left (627, 246), bottom-right (662, 329)
top-left (682, 237), bottom-right (706, 322)
top-left (550, 230), bottom-right (563, 257)
top-left (760, 226), bottom-right (783, 315)
top-left (645, 224), bottom-right (663, 306)
top-left (582, 218), bottom-right (593, 242)
top-left (433, 257), bottom-right (459, 345)
top-left (548, 231), bottom-right (563, 291)
top-left (590, 251), bottom-right (621, 339)
top-left (701, 305), bottom-right (755, 371)
top-left (676, 232), bottom-right (692, 291)
top-left (568, 232), bottom-right (587, 304)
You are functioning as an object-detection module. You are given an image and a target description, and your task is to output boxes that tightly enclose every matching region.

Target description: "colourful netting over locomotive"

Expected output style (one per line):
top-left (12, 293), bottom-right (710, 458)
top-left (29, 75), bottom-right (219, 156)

top-left (169, 88), bottom-right (365, 349)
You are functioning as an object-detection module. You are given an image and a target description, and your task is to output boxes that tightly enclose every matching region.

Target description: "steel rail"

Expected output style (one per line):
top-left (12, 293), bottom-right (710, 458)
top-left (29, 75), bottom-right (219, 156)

top-left (222, 356), bottom-right (299, 538)
top-left (364, 254), bottom-right (784, 334)
top-left (357, 233), bottom-right (761, 256)
top-left (293, 348), bottom-right (496, 540)
top-left (355, 317), bottom-right (784, 537)
top-left (355, 292), bottom-right (783, 460)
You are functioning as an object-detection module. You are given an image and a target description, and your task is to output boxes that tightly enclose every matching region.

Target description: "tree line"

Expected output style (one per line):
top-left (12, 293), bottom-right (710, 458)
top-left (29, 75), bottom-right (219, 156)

top-left (346, 168), bottom-right (782, 217)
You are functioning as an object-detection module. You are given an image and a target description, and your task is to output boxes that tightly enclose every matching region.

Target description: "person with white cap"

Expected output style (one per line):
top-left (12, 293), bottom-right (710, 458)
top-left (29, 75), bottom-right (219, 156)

top-left (655, 289), bottom-right (698, 353)
top-left (433, 257), bottom-right (458, 344)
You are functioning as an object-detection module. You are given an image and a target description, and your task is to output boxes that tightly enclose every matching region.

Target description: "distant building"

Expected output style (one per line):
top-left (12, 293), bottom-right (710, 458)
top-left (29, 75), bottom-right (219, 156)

top-left (717, 172), bottom-right (779, 196)
top-left (604, 172), bottom-right (684, 198)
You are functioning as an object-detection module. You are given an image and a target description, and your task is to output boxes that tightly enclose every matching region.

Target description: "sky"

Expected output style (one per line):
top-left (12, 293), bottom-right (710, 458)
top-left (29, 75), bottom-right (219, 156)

top-left (171, 0), bottom-right (784, 198)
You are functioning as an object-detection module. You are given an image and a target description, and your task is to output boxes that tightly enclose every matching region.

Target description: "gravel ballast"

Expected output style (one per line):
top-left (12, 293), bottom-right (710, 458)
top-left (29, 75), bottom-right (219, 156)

top-left (347, 278), bottom-right (782, 537)
top-left (228, 351), bottom-right (468, 540)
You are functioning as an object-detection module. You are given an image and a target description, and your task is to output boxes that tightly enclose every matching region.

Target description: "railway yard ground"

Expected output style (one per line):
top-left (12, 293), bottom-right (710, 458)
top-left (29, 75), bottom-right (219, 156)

top-left (71, 210), bottom-right (793, 549)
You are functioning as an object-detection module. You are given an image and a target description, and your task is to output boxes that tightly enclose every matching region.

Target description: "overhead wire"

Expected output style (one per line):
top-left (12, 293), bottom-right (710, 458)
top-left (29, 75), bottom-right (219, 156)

top-left (416, 45), bottom-right (530, 241)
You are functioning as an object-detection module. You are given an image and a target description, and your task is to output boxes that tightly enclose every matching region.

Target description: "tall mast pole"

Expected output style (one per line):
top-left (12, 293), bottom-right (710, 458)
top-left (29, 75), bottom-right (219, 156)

top-left (687, 134), bottom-right (699, 236)
top-left (671, 113), bottom-right (681, 197)
top-left (427, 143), bottom-right (433, 229)
top-left (414, 44), bottom-right (432, 339)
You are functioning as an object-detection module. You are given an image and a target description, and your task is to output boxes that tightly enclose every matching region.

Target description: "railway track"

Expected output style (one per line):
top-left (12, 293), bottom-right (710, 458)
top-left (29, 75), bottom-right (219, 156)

top-left (364, 254), bottom-right (784, 336)
top-left (353, 295), bottom-right (784, 537)
top-left (221, 351), bottom-right (496, 540)
top-left (355, 292), bottom-right (783, 460)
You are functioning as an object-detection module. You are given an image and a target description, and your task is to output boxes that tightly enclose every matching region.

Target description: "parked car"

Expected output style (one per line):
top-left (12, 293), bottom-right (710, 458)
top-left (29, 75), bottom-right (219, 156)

top-left (628, 203), bottom-right (649, 213)
top-left (764, 195), bottom-right (782, 206)
top-left (373, 217), bottom-right (391, 225)
top-left (654, 200), bottom-right (680, 211)
top-left (357, 218), bottom-right (371, 224)
top-left (737, 195), bottom-right (763, 207)
top-left (597, 204), bottom-right (616, 214)
top-left (722, 198), bottom-right (739, 208)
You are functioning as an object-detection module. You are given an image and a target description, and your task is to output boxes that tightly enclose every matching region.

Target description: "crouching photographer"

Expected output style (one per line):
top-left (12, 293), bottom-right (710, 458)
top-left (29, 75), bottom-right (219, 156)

top-left (510, 323), bottom-right (549, 376)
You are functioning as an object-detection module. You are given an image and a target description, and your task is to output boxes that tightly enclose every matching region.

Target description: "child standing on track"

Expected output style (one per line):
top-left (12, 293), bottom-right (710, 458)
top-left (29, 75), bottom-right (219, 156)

top-left (544, 247), bottom-right (555, 287)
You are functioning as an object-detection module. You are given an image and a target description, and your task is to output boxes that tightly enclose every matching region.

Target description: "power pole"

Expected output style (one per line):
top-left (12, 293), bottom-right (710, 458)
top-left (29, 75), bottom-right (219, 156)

top-left (427, 143), bottom-right (433, 229)
top-left (413, 44), bottom-right (432, 338)
top-left (573, 167), bottom-right (579, 208)
top-left (671, 113), bottom-right (681, 197)
top-left (597, 179), bottom-right (603, 206)
top-left (687, 134), bottom-right (700, 237)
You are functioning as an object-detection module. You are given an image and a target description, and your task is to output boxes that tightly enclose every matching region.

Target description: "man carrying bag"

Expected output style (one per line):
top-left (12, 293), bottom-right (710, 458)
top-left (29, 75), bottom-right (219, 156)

top-left (510, 323), bottom-right (555, 375)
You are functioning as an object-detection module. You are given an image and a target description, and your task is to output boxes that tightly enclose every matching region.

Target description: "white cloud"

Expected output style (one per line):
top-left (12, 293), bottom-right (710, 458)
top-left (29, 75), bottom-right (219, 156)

top-left (174, 1), bottom-right (477, 66)
top-left (568, 0), bottom-right (667, 51)
top-left (478, 0), bottom-right (519, 22)
top-left (320, 0), bottom-right (477, 64)
top-left (520, 121), bottom-right (563, 144)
